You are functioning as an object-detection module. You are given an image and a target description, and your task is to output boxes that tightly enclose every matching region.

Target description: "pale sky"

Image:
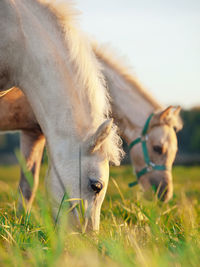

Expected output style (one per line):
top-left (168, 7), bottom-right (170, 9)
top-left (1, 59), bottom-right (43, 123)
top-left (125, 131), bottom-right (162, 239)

top-left (76, 0), bottom-right (200, 109)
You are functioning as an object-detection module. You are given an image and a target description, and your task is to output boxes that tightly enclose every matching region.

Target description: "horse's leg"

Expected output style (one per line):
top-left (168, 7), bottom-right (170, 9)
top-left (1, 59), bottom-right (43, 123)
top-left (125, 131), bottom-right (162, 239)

top-left (19, 131), bottom-right (45, 212)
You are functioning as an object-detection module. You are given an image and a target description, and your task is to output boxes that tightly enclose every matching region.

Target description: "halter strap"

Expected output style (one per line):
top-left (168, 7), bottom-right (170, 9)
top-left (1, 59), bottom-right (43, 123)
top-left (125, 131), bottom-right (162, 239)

top-left (129, 113), bottom-right (154, 150)
top-left (128, 113), bottom-right (170, 188)
top-left (55, 146), bottom-right (82, 224)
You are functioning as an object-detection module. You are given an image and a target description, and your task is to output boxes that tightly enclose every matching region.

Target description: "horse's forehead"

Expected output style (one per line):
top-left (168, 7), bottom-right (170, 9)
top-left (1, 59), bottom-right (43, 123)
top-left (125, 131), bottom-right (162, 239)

top-left (150, 125), bottom-right (177, 145)
top-left (84, 153), bottom-right (108, 168)
top-left (82, 154), bottom-right (109, 181)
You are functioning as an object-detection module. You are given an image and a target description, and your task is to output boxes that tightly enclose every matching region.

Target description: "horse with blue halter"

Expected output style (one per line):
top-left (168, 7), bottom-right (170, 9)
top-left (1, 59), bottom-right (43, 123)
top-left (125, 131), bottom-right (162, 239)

top-left (95, 44), bottom-right (182, 202)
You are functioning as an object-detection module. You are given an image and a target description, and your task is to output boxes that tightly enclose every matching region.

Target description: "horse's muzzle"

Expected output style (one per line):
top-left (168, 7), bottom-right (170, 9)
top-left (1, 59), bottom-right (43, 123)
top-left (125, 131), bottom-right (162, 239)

top-left (150, 177), bottom-right (173, 202)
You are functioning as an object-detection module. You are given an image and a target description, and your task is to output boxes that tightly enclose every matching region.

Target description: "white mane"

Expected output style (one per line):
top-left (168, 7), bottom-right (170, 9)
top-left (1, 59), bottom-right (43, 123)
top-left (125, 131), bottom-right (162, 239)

top-left (37, 0), bottom-right (124, 164)
top-left (92, 42), bottom-right (162, 110)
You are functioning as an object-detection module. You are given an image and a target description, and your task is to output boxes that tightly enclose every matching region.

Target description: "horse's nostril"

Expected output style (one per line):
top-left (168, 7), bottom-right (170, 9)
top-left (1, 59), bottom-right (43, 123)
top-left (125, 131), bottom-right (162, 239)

top-left (150, 179), bottom-right (168, 201)
top-left (90, 180), bottom-right (103, 193)
top-left (158, 184), bottom-right (169, 201)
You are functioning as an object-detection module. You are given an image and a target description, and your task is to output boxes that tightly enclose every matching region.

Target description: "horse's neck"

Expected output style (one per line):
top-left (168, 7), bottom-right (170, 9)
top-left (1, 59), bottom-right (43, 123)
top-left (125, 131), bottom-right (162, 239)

top-left (11, 0), bottom-right (107, 138)
top-left (0, 1), bottom-right (82, 172)
top-left (2, 1), bottom-right (78, 136)
top-left (1, 1), bottom-right (110, 174)
top-left (98, 56), bottom-right (163, 143)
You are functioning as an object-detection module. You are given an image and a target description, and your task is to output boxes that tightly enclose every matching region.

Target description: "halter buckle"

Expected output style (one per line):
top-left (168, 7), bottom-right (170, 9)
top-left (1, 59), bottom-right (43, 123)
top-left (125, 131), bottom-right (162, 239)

top-left (149, 162), bottom-right (155, 167)
top-left (146, 165), bottom-right (153, 172)
top-left (146, 162), bottom-right (155, 172)
top-left (141, 134), bottom-right (148, 142)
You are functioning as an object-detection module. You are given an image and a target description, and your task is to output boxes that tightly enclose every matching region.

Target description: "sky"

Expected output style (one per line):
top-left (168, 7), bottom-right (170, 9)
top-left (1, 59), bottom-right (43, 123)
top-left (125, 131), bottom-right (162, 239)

top-left (75, 0), bottom-right (200, 109)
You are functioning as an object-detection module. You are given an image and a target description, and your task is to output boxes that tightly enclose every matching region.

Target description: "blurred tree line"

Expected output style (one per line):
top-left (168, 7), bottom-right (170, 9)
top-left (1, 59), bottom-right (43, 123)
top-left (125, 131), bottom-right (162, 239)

top-left (178, 108), bottom-right (200, 154)
top-left (0, 108), bottom-right (200, 164)
top-left (0, 133), bottom-right (19, 155)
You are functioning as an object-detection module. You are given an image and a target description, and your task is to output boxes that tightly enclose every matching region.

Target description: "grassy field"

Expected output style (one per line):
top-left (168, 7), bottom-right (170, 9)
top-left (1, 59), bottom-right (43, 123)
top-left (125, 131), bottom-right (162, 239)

top-left (0, 164), bottom-right (199, 266)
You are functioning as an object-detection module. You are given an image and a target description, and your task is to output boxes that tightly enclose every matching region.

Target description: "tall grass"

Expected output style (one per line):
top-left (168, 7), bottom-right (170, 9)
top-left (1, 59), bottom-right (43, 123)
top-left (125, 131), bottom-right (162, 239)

top-left (0, 165), bottom-right (199, 266)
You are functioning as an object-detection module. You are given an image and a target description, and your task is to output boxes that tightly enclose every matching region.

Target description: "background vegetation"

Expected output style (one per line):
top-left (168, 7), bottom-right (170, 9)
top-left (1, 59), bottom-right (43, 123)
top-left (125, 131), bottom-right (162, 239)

top-left (178, 108), bottom-right (200, 154)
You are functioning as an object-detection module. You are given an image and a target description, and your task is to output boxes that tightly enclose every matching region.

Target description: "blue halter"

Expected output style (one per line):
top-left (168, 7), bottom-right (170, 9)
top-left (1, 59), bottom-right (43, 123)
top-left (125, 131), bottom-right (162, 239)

top-left (128, 113), bottom-right (170, 187)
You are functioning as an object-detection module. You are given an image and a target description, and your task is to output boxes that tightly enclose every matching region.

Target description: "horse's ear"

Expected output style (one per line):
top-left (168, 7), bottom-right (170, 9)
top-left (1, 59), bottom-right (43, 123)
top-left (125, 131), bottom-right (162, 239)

top-left (150, 106), bottom-right (183, 131)
top-left (159, 106), bottom-right (183, 130)
top-left (89, 119), bottom-right (113, 153)
top-left (173, 106), bottom-right (183, 132)
top-left (160, 106), bottom-right (181, 121)
top-left (150, 106), bottom-right (173, 127)
top-left (173, 106), bottom-right (181, 116)
top-left (160, 106), bottom-right (173, 120)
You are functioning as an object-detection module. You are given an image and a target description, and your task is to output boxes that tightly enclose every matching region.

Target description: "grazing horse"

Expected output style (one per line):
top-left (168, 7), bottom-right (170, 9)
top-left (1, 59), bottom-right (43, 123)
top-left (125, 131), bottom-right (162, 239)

top-left (0, 42), bottom-right (182, 205)
top-left (0, 0), bottom-right (123, 231)
top-left (94, 44), bottom-right (182, 202)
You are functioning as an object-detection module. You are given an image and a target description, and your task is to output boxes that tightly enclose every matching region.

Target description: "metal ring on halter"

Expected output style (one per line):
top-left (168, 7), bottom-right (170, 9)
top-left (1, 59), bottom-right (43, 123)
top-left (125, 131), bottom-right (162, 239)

top-left (149, 162), bottom-right (156, 167)
top-left (141, 134), bottom-right (148, 142)
top-left (146, 165), bottom-right (153, 172)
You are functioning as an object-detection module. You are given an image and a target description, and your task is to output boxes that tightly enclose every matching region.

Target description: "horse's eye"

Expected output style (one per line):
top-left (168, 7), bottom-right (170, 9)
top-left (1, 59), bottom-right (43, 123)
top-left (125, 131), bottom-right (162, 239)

top-left (153, 145), bottom-right (163, 155)
top-left (89, 180), bottom-right (103, 194)
top-left (173, 126), bottom-right (177, 132)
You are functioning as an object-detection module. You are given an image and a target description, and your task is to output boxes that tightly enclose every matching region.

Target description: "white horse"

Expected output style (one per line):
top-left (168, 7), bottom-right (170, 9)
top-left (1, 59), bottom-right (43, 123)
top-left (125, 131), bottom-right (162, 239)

top-left (0, 41), bottom-right (182, 205)
top-left (0, 0), bottom-right (123, 231)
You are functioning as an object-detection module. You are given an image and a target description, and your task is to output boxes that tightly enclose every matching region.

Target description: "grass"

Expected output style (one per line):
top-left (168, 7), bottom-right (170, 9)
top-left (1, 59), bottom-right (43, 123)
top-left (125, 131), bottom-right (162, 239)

top-left (0, 164), bottom-right (199, 266)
